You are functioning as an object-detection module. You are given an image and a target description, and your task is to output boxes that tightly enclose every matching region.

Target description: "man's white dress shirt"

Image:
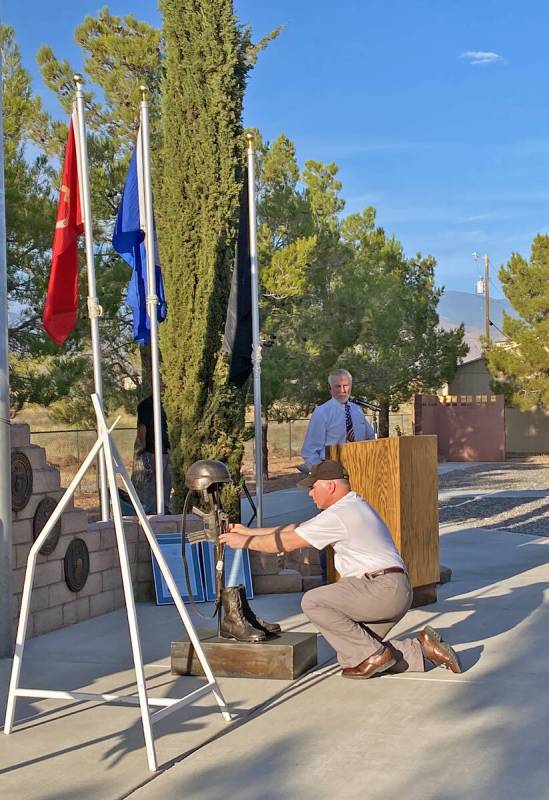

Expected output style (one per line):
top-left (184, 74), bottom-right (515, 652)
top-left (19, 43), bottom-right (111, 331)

top-left (296, 492), bottom-right (404, 578)
top-left (301, 397), bottom-right (376, 467)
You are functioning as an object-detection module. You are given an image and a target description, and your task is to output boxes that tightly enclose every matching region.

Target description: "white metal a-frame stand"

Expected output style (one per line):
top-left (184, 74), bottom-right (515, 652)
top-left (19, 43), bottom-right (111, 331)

top-left (3, 394), bottom-right (232, 772)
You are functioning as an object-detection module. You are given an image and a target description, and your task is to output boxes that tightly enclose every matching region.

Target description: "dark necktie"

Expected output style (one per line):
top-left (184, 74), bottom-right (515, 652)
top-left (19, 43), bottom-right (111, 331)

top-left (345, 401), bottom-right (355, 442)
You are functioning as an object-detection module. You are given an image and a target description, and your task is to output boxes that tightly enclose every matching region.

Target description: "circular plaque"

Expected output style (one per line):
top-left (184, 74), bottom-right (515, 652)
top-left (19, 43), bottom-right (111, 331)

top-left (11, 451), bottom-right (33, 512)
top-left (64, 538), bottom-right (90, 593)
top-left (33, 496), bottom-right (61, 556)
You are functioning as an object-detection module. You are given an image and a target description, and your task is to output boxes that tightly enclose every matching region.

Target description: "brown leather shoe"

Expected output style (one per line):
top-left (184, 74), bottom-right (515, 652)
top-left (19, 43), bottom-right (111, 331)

top-left (341, 646), bottom-right (396, 679)
top-left (417, 626), bottom-right (462, 673)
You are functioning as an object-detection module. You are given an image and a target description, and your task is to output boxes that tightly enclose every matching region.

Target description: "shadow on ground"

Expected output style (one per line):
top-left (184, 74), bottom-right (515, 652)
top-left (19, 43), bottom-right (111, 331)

top-left (439, 495), bottom-right (549, 535)
top-left (2, 528), bottom-right (549, 800)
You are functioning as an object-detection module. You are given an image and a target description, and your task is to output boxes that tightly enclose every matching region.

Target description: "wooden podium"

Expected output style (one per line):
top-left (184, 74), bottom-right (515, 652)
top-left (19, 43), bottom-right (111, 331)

top-left (328, 435), bottom-right (439, 606)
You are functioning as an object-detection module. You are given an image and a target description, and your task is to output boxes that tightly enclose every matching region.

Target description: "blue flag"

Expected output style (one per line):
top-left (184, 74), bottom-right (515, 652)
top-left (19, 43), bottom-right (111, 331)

top-left (112, 128), bottom-right (167, 345)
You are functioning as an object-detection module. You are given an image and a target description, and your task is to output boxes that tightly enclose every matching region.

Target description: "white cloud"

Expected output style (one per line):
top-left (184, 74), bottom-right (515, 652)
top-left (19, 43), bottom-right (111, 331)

top-left (455, 213), bottom-right (497, 224)
top-left (460, 51), bottom-right (504, 66)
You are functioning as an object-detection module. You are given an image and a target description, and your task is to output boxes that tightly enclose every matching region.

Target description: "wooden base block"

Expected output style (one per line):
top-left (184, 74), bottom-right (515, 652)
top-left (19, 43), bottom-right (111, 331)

top-left (171, 631), bottom-right (318, 680)
top-left (411, 584), bottom-right (437, 607)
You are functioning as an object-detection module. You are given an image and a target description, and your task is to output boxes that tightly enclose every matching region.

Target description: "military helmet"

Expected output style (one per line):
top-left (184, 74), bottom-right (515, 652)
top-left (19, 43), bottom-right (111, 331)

top-left (185, 459), bottom-right (231, 490)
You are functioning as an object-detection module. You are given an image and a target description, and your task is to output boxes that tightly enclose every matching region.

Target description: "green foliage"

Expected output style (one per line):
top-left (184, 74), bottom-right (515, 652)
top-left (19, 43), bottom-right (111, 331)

top-left (263, 237), bottom-right (317, 299)
top-left (255, 135), bottom-right (467, 441)
top-left (159, 1), bottom-right (278, 512)
top-left (5, 10), bottom-right (465, 467)
top-left (4, 12), bottom-right (165, 420)
top-left (2, 25), bottom-right (58, 412)
top-left (257, 136), bottom-right (358, 418)
top-left (486, 235), bottom-right (549, 409)
top-left (337, 218), bottom-right (468, 434)
top-left (255, 135), bottom-right (315, 416)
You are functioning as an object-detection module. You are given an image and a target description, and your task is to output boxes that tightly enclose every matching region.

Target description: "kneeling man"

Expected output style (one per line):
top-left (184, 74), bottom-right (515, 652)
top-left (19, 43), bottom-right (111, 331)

top-left (220, 460), bottom-right (461, 678)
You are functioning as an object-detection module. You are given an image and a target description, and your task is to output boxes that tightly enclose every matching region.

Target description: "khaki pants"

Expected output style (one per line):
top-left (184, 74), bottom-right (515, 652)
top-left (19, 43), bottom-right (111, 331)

top-left (301, 572), bottom-right (424, 671)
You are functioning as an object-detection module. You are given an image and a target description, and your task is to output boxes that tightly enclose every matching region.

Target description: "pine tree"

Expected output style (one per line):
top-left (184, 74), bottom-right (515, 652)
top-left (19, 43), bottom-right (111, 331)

top-left (486, 235), bottom-right (549, 409)
top-left (158, 1), bottom-right (278, 510)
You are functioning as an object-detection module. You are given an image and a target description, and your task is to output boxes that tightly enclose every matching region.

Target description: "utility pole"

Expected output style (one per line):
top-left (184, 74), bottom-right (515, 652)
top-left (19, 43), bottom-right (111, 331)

top-left (484, 253), bottom-right (491, 343)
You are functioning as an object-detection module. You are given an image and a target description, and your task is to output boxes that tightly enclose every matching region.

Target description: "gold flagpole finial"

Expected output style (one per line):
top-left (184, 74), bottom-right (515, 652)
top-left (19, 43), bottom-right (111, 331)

top-left (140, 85), bottom-right (148, 101)
top-left (246, 132), bottom-right (254, 149)
top-left (73, 74), bottom-right (83, 85)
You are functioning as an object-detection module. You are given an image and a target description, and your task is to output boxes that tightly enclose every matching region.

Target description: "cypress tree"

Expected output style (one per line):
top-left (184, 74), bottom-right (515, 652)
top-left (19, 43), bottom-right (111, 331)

top-left (158, 1), bottom-right (256, 512)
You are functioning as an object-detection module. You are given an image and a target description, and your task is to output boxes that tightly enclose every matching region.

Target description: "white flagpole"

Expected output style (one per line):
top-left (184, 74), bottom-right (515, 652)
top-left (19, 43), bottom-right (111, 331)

top-left (0, 51), bottom-right (14, 657)
top-left (73, 75), bottom-right (109, 520)
top-left (246, 134), bottom-right (263, 526)
top-left (139, 87), bottom-right (164, 515)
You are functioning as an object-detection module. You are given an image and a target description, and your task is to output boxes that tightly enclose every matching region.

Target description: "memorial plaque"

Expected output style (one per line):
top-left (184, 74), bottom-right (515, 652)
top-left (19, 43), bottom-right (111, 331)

top-left (33, 496), bottom-right (61, 556)
top-left (64, 538), bottom-right (90, 592)
top-left (11, 451), bottom-right (33, 512)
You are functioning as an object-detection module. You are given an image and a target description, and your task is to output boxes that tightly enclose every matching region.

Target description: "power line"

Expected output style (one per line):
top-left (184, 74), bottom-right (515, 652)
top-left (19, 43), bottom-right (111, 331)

top-left (489, 277), bottom-right (504, 301)
top-left (489, 320), bottom-right (508, 339)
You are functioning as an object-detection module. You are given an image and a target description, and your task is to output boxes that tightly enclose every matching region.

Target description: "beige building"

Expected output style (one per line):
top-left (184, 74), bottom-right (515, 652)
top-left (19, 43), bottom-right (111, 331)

top-left (442, 357), bottom-right (549, 456)
top-left (445, 357), bottom-right (492, 396)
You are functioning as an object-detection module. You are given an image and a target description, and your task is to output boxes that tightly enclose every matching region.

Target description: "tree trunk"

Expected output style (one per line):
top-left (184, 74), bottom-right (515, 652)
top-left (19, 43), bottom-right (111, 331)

top-left (378, 400), bottom-right (390, 438)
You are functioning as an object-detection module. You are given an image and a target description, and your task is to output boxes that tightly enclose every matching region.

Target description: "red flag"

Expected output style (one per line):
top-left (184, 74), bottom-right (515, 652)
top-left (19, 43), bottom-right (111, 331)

top-left (43, 118), bottom-right (84, 344)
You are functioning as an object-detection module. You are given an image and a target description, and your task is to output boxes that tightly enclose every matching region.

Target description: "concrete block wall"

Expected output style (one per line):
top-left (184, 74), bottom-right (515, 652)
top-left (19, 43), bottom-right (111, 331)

top-left (9, 422), bottom-right (167, 639)
top-left (10, 421), bottom-right (308, 641)
top-left (250, 552), bottom-right (303, 594)
top-left (12, 509), bottom-right (130, 639)
top-left (283, 547), bottom-right (322, 579)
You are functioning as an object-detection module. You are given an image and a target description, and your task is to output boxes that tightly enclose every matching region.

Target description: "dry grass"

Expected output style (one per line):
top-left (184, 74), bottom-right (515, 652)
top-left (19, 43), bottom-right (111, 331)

top-left (16, 404), bottom-right (137, 510)
top-left (16, 403), bottom-right (413, 514)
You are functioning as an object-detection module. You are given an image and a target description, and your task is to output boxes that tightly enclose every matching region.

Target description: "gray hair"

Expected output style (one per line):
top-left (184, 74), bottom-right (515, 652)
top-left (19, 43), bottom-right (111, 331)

top-left (328, 368), bottom-right (352, 386)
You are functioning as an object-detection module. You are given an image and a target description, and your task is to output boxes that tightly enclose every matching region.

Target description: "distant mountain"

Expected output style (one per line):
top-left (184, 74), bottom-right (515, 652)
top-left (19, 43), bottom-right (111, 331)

top-left (437, 290), bottom-right (515, 361)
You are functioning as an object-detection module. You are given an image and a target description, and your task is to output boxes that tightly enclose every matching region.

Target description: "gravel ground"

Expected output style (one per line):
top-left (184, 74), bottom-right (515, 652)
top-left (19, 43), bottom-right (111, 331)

top-left (439, 462), bottom-right (549, 493)
top-left (438, 463), bottom-right (549, 536)
top-left (440, 496), bottom-right (549, 536)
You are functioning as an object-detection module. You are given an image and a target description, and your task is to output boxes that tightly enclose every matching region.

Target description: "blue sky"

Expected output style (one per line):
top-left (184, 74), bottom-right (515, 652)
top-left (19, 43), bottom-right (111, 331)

top-left (3, 0), bottom-right (549, 295)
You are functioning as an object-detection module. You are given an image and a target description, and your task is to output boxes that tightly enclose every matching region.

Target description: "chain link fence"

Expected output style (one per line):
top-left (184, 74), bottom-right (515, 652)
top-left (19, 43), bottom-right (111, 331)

top-left (31, 411), bottom-right (413, 505)
top-left (243, 412), bottom-right (413, 474)
top-left (30, 427), bottom-right (137, 504)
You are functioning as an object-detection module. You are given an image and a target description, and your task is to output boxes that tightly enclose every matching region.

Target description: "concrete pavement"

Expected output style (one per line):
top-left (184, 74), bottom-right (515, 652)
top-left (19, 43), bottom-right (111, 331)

top-left (124, 524), bottom-right (549, 800)
top-left (2, 467), bottom-right (549, 800)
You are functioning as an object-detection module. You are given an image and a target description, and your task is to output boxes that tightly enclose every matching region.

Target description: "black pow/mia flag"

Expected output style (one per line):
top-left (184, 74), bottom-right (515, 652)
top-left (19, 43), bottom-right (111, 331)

top-left (222, 169), bottom-right (253, 387)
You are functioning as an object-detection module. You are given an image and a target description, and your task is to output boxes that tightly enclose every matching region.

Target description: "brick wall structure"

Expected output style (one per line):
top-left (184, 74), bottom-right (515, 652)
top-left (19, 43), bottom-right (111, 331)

top-left (9, 422), bottom-right (196, 639)
top-left (10, 421), bottom-right (307, 641)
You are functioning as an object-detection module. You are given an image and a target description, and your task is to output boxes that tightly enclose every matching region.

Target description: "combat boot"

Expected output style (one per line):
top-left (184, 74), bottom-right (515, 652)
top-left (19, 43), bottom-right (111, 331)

top-left (238, 585), bottom-right (281, 636)
top-left (220, 586), bottom-right (266, 643)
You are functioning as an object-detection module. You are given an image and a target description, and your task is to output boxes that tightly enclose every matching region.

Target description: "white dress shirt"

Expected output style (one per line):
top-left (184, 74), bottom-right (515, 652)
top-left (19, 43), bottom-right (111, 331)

top-left (296, 492), bottom-right (405, 578)
top-left (301, 397), bottom-right (376, 467)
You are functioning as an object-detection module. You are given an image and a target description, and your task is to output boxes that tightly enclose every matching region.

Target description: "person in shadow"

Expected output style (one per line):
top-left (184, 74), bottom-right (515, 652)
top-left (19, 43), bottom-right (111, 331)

top-left (135, 391), bottom-right (172, 514)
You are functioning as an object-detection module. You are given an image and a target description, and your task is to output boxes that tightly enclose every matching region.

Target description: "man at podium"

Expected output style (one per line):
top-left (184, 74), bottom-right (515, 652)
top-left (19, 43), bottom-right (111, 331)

top-left (300, 368), bottom-right (376, 582)
top-left (220, 460), bottom-right (462, 679)
top-left (300, 368), bottom-right (375, 471)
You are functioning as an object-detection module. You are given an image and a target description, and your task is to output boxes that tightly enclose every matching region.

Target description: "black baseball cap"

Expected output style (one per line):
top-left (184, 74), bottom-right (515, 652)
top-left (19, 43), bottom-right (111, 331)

top-left (297, 460), bottom-right (350, 488)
